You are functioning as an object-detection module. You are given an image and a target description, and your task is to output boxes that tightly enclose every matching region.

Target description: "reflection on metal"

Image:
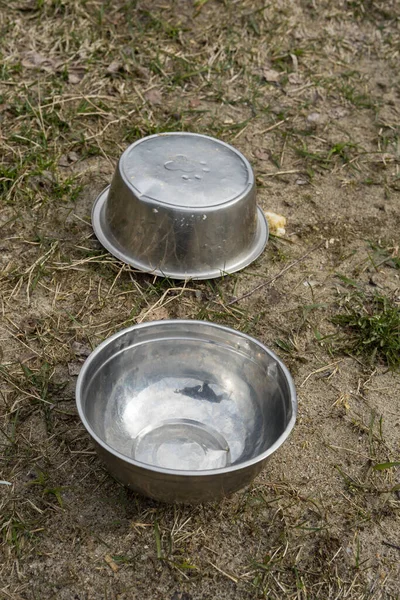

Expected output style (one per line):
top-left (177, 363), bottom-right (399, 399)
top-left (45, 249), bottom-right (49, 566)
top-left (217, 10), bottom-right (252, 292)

top-left (76, 320), bottom-right (297, 503)
top-left (92, 133), bottom-right (268, 279)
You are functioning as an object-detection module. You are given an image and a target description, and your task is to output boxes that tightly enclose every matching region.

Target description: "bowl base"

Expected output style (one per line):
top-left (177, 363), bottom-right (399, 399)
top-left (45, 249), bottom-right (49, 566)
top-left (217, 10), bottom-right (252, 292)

top-left (132, 418), bottom-right (231, 470)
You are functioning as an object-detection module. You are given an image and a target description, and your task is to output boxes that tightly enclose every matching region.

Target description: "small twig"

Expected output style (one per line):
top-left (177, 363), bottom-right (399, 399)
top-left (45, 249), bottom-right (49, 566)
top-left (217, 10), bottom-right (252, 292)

top-left (261, 169), bottom-right (303, 177)
top-left (287, 82), bottom-right (315, 95)
top-left (327, 445), bottom-right (373, 460)
top-left (0, 588), bottom-right (26, 600)
top-left (233, 123), bottom-right (250, 140)
top-left (382, 541), bottom-right (400, 552)
top-left (137, 285), bottom-right (196, 323)
top-left (259, 118), bottom-right (288, 135)
top-left (228, 240), bottom-right (326, 305)
top-left (207, 560), bottom-right (239, 583)
top-left (300, 360), bottom-right (342, 388)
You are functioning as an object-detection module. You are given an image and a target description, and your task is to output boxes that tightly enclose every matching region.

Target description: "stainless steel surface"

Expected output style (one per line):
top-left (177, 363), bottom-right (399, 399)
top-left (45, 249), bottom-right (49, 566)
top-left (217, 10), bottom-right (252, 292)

top-left (76, 320), bottom-right (297, 503)
top-left (92, 133), bottom-right (268, 280)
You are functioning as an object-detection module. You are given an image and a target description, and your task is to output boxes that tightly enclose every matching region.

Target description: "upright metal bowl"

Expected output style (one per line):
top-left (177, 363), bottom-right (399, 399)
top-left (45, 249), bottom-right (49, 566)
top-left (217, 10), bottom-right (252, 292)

top-left (76, 320), bottom-right (297, 504)
top-left (92, 133), bottom-right (268, 280)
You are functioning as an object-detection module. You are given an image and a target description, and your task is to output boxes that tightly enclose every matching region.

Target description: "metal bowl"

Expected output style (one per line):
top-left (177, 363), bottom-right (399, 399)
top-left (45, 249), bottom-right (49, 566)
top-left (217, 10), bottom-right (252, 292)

top-left (92, 133), bottom-right (268, 280)
top-left (76, 320), bottom-right (297, 504)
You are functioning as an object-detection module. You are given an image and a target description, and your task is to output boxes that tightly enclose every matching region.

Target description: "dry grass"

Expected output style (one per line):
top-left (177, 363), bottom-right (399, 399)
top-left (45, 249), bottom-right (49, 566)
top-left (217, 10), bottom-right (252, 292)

top-left (1, 1), bottom-right (400, 599)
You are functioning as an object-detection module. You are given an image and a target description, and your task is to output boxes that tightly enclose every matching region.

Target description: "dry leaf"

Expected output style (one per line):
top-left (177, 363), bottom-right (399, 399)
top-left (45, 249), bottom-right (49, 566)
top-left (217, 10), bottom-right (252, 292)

top-left (254, 148), bottom-right (270, 161)
top-left (303, 278), bottom-right (319, 288)
top-left (58, 155), bottom-right (70, 167)
top-left (72, 341), bottom-right (90, 357)
top-left (68, 362), bottom-right (82, 376)
top-left (58, 152), bottom-right (79, 167)
top-left (18, 351), bottom-right (37, 364)
top-left (68, 151), bottom-right (79, 163)
top-left (330, 107), bottom-right (348, 119)
top-left (107, 60), bottom-right (122, 74)
top-left (30, 170), bottom-right (55, 191)
top-left (22, 51), bottom-right (46, 67)
top-left (262, 68), bottom-right (281, 83)
top-left (307, 112), bottom-right (321, 124)
top-left (131, 64), bottom-right (151, 80)
top-left (20, 316), bottom-right (39, 333)
top-left (22, 51), bottom-right (58, 72)
top-left (144, 88), bottom-right (163, 105)
top-left (288, 73), bottom-right (302, 85)
top-left (290, 53), bottom-right (299, 72)
top-left (270, 104), bottom-right (286, 115)
top-left (68, 71), bottom-right (84, 84)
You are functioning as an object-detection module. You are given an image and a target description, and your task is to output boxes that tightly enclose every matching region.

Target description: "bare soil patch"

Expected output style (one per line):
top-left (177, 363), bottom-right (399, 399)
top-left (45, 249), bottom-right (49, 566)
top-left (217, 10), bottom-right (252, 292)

top-left (1, 1), bottom-right (399, 599)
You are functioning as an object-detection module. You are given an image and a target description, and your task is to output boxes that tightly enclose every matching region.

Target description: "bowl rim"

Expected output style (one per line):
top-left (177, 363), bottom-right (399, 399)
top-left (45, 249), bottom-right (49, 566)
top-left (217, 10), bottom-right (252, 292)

top-left (75, 320), bottom-right (297, 477)
top-left (117, 131), bottom-right (255, 209)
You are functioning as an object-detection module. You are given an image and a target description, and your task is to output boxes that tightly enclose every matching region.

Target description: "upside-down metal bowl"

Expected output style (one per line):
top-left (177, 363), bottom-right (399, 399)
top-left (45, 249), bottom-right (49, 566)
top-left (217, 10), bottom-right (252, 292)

top-left (75, 320), bottom-right (297, 504)
top-left (92, 133), bottom-right (268, 280)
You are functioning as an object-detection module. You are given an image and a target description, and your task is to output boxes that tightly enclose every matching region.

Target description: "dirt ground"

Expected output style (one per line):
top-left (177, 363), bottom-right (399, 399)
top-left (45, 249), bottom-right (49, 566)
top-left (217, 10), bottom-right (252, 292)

top-left (0, 1), bottom-right (399, 598)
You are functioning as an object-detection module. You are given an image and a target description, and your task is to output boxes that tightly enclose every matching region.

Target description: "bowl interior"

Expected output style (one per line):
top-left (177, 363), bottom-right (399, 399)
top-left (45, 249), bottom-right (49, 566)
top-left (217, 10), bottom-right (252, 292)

top-left (78, 322), bottom-right (294, 472)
